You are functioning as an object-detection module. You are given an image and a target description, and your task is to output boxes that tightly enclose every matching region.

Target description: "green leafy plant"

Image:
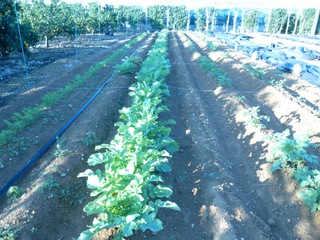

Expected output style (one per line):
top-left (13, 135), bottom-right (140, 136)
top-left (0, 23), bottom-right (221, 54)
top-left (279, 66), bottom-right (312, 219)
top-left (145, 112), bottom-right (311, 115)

top-left (30, 227), bottom-right (38, 235)
top-left (265, 129), bottom-right (318, 172)
top-left (40, 176), bottom-right (60, 193)
top-left (6, 186), bottom-right (22, 201)
top-left (314, 107), bottom-right (320, 117)
top-left (230, 95), bottom-right (246, 104)
top-left (198, 56), bottom-right (231, 87)
top-left (0, 224), bottom-right (18, 240)
top-left (243, 106), bottom-right (270, 129)
top-left (206, 41), bottom-right (218, 51)
top-left (83, 131), bottom-right (100, 147)
top-left (268, 78), bottom-right (286, 91)
top-left (59, 180), bottom-right (84, 208)
top-left (297, 96), bottom-right (306, 104)
top-left (78, 29), bottom-right (180, 240)
top-left (115, 56), bottom-right (142, 74)
top-left (54, 138), bottom-right (68, 159)
top-left (243, 64), bottom-right (265, 79)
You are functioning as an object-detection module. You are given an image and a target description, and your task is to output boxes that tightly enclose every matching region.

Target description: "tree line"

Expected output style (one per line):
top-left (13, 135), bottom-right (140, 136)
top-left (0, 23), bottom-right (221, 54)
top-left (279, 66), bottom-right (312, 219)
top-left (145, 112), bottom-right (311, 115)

top-left (1, 0), bottom-right (319, 58)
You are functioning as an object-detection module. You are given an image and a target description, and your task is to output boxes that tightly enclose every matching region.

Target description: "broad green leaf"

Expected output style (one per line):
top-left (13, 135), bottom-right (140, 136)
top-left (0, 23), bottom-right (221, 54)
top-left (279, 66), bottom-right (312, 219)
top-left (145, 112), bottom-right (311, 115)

top-left (153, 185), bottom-right (173, 198)
top-left (78, 169), bottom-right (94, 178)
top-left (78, 229), bottom-right (95, 240)
top-left (88, 153), bottom-right (107, 166)
top-left (156, 200), bottom-right (180, 211)
top-left (122, 221), bottom-right (136, 237)
top-left (83, 201), bottom-right (106, 215)
top-left (87, 174), bottom-right (103, 189)
top-left (140, 213), bottom-right (163, 232)
top-left (149, 175), bottom-right (163, 182)
top-left (156, 164), bottom-right (171, 172)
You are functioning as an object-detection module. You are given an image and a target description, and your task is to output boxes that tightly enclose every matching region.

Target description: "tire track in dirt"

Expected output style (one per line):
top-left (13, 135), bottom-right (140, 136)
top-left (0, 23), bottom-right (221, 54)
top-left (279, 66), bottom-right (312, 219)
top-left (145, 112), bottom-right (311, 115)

top-left (138, 31), bottom-right (320, 240)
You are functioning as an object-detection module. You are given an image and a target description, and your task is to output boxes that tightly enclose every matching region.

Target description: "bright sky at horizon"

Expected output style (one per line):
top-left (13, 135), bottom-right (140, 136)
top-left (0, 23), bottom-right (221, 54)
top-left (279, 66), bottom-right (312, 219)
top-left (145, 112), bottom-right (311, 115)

top-left (60, 0), bottom-right (320, 10)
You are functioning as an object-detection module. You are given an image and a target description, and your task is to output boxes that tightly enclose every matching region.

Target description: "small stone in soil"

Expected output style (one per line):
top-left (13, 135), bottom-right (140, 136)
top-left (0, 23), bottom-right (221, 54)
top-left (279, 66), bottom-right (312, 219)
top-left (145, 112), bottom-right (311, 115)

top-left (267, 218), bottom-right (276, 226)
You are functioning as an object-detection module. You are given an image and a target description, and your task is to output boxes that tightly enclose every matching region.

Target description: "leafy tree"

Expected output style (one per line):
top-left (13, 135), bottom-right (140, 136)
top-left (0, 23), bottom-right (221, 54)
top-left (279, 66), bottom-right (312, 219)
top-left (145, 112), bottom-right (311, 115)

top-left (195, 8), bottom-right (206, 31)
top-left (243, 9), bottom-right (260, 32)
top-left (72, 3), bottom-right (88, 35)
top-left (126, 6), bottom-right (144, 32)
top-left (1, 0), bottom-right (38, 57)
top-left (298, 8), bottom-right (319, 35)
top-left (0, 0), bottom-right (19, 57)
top-left (24, 0), bottom-right (63, 47)
top-left (147, 5), bottom-right (165, 30)
top-left (101, 5), bottom-right (117, 33)
top-left (268, 9), bottom-right (288, 34)
top-left (86, 2), bottom-right (99, 34)
top-left (169, 6), bottom-right (187, 30)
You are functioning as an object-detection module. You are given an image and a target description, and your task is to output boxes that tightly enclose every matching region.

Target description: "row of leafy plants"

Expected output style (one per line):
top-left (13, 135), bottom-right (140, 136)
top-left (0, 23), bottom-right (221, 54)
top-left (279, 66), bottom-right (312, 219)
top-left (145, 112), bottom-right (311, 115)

top-left (239, 97), bottom-right (320, 212)
top-left (178, 31), bottom-right (231, 87)
top-left (192, 30), bottom-right (320, 212)
top-left (0, 32), bottom-right (148, 151)
top-left (78, 29), bottom-right (180, 240)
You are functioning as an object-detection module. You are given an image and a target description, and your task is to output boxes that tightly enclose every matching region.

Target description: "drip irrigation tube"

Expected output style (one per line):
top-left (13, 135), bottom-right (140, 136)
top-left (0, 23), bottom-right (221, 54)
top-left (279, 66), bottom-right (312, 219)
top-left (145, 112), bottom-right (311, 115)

top-left (0, 35), bottom-right (151, 198)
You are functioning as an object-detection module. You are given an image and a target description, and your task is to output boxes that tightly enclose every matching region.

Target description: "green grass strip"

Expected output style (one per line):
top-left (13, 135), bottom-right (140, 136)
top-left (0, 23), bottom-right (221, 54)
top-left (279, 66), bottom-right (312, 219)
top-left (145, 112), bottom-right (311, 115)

top-left (0, 32), bottom-right (149, 149)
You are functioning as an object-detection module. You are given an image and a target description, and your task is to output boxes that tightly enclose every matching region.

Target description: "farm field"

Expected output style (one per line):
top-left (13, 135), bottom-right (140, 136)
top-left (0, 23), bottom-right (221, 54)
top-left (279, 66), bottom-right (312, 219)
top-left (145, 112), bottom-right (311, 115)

top-left (1, 30), bottom-right (320, 240)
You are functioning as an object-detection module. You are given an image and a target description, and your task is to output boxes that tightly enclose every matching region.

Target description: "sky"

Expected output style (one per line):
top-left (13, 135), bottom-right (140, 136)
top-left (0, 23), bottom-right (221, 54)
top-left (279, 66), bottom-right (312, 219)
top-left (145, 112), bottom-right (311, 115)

top-left (61, 0), bottom-right (320, 10)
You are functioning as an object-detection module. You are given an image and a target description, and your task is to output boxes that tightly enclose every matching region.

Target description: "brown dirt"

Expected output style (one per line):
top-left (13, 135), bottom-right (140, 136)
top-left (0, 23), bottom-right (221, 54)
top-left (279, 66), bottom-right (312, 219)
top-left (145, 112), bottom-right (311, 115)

top-left (1, 30), bottom-right (320, 240)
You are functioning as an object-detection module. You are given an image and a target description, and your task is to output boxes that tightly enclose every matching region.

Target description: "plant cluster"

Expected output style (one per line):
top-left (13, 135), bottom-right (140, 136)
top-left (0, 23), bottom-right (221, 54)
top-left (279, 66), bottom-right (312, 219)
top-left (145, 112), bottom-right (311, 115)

top-left (194, 33), bottom-right (218, 51)
top-left (198, 56), bottom-right (231, 87)
top-left (59, 180), bottom-right (84, 208)
top-left (83, 131), bottom-right (100, 147)
top-left (243, 106), bottom-right (270, 129)
top-left (243, 64), bottom-right (265, 80)
top-left (268, 78), bottom-right (286, 91)
top-left (230, 94), bottom-right (246, 104)
top-left (0, 224), bottom-right (18, 240)
top-left (78, 30), bottom-right (180, 240)
top-left (0, 32), bottom-right (148, 149)
top-left (265, 129), bottom-right (320, 211)
top-left (6, 186), bottom-right (22, 201)
top-left (115, 56), bottom-right (142, 74)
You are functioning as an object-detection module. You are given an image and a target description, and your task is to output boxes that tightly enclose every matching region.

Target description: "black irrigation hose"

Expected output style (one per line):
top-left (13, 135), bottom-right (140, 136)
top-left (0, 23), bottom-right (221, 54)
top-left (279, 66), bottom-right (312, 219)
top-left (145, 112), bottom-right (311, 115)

top-left (0, 72), bottom-right (117, 198)
top-left (0, 35), bottom-right (151, 198)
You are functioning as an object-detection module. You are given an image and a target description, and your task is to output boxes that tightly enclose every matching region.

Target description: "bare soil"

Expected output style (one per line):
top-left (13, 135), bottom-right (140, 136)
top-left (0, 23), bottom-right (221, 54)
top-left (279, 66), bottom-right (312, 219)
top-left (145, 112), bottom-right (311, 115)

top-left (1, 30), bottom-right (320, 240)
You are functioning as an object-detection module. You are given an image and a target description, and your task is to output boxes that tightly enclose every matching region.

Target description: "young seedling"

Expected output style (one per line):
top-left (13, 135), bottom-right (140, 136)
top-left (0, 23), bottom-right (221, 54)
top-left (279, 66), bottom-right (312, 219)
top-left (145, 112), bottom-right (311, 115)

top-left (83, 131), bottom-right (100, 147)
top-left (6, 186), bottom-right (22, 201)
top-left (265, 129), bottom-right (318, 172)
top-left (54, 137), bottom-right (68, 159)
top-left (0, 224), bottom-right (18, 239)
top-left (243, 106), bottom-right (270, 129)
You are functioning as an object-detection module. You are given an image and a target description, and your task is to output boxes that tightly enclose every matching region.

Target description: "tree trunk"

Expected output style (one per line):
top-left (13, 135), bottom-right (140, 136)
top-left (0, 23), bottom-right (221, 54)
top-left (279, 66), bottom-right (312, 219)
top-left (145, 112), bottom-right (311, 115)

top-left (44, 35), bottom-right (49, 48)
top-left (233, 10), bottom-right (238, 33)
top-left (293, 15), bottom-right (299, 34)
top-left (226, 10), bottom-right (230, 33)
top-left (311, 8), bottom-right (320, 36)
top-left (266, 11), bottom-right (271, 33)
top-left (186, 11), bottom-right (190, 31)
top-left (211, 10), bottom-right (216, 31)
top-left (241, 9), bottom-right (245, 33)
top-left (205, 8), bottom-right (210, 32)
top-left (285, 13), bottom-right (291, 34)
top-left (166, 7), bottom-right (170, 29)
top-left (299, 19), bottom-right (306, 34)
